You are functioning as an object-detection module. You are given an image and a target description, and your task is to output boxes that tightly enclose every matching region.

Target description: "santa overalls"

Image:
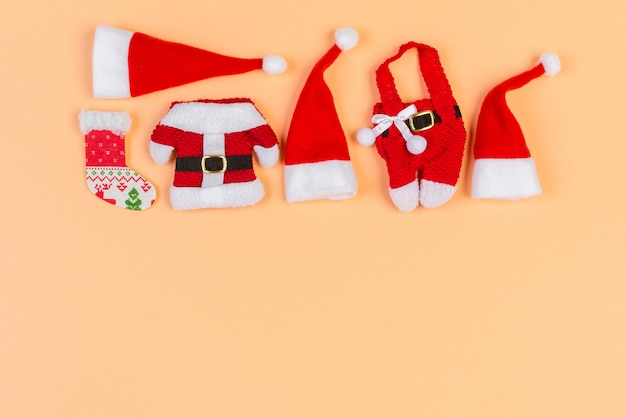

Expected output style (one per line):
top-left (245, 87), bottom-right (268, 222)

top-left (149, 99), bottom-right (280, 209)
top-left (362, 42), bottom-right (466, 210)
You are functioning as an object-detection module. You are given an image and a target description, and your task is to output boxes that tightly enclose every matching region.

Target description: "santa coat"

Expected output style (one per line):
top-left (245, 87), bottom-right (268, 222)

top-left (150, 99), bottom-right (279, 209)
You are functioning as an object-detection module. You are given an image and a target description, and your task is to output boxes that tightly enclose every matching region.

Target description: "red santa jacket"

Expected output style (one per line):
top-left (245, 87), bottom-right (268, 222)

top-left (150, 98), bottom-right (279, 209)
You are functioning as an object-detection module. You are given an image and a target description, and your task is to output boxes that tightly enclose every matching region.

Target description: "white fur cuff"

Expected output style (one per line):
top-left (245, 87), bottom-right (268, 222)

top-left (253, 144), bottom-right (279, 167)
top-left (92, 25), bottom-right (133, 98)
top-left (285, 160), bottom-right (357, 202)
top-left (79, 110), bottom-right (130, 134)
top-left (149, 141), bottom-right (175, 165)
top-left (472, 158), bottom-right (542, 200)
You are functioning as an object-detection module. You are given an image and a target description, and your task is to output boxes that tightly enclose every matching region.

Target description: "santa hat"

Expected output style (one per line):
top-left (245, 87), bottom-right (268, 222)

top-left (92, 25), bottom-right (287, 98)
top-left (471, 53), bottom-right (561, 200)
top-left (284, 27), bottom-right (359, 202)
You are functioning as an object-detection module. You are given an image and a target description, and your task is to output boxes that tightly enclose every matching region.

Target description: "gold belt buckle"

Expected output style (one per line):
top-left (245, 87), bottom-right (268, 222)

top-left (201, 155), bottom-right (227, 174)
top-left (408, 110), bottom-right (435, 133)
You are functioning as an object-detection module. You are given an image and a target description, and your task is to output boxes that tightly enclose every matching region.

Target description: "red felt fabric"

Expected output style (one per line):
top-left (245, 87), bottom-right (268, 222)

top-left (284, 45), bottom-right (352, 165)
top-left (128, 32), bottom-right (264, 97)
top-left (473, 63), bottom-right (545, 159)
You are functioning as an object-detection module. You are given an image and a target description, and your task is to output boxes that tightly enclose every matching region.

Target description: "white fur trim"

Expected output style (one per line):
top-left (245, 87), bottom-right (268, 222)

top-left (92, 25), bottom-right (133, 98)
top-left (169, 179), bottom-right (265, 209)
top-left (539, 52), bottom-right (561, 76)
top-left (253, 144), bottom-right (279, 168)
top-left (389, 180), bottom-right (419, 212)
top-left (201, 134), bottom-right (226, 188)
top-left (285, 160), bottom-right (357, 202)
top-left (160, 102), bottom-right (267, 134)
top-left (472, 158), bottom-right (542, 200)
top-left (79, 110), bottom-right (130, 134)
top-left (334, 27), bottom-right (358, 51)
top-left (262, 55), bottom-right (287, 75)
top-left (149, 141), bottom-right (174, 164)
top-left (419, 180), bottom-right (456, 208)
top-left (356, 127), bottom-right (376, 146)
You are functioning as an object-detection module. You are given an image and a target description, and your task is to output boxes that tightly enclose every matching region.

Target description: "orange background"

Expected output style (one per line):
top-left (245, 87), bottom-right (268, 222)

top-left (2, 0), bottom-right (626, 417)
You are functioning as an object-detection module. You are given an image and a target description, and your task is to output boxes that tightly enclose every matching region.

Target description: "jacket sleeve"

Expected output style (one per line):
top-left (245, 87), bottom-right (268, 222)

top-left (150, 124), bottom-right (183, 164)
top-left (247, 107), bottom-right (280, 168)
top-left (251, 125), bottom-right (280, 168)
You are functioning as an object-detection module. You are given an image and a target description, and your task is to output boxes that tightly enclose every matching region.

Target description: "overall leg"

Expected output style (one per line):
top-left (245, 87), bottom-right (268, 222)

top-left (379, 140), bottom-right (419, 211)
top-left (419, 140), bottom-right (465, 208)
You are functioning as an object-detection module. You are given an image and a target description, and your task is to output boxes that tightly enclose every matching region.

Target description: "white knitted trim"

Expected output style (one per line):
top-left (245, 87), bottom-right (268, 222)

top-left (419, 180), bottom-right (456, 208)
top-left (389, 180), bottom-right (419, 212)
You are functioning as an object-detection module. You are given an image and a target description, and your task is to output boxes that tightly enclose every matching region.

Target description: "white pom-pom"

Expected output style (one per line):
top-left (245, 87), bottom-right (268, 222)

top-left (406, 135), bottom-right (427, 155)
top-left (356, 127), bottom-right (376, 146)
top-left (262, 55), bottom-right (287, 75)
top-left (334, 27), bottom-right (358, 51)
top-left (539, 52), bottom-right (561, 76)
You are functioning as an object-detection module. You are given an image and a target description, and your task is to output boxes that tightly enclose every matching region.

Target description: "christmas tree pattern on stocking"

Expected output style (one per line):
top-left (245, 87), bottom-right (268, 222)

top-left (79, 110), bottom-right (156, 210)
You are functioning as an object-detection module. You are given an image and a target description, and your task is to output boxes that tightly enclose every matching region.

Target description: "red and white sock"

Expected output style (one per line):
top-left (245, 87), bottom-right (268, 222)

top-left (79, 110), bottom-right (156, 210)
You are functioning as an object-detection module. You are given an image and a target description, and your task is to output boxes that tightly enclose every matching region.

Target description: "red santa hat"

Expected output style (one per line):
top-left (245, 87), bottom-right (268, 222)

top-left (284, 27), bottom-right (359, 202)
top-left (471, 52), bottom-right (561, 200)
top-left (92, 25), bottom-right (287, 98)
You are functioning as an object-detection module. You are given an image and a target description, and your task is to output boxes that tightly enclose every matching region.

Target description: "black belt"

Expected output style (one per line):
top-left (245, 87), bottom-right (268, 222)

top-left (407, 110), bottom-right (439, 132)
top-left (176, 155), bottom-right (253, 174)
top-left (382, 105), bottom-right (462, 138)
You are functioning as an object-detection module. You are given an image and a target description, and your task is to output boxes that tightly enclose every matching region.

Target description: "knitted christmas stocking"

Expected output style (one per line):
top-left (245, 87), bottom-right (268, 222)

top-left (79, 110), bottom-right (156, 210)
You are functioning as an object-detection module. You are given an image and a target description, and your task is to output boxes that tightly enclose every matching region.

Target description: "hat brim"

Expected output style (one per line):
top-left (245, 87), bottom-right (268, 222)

top-left (93, 25), bottom-right (133, 98)
top-left (472, 157), bottom-right (542, 200)
top-left (285, 160), bottom-right (357, 202)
